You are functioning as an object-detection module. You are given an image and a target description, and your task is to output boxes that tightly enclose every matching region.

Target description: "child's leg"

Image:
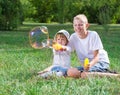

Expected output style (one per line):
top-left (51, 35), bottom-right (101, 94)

top-left (37, 65), bottom-right (53, 74)
top-left (51, 66), bottom-right (68, 76)
top-left (75, 66), bottom-right (87, 78)
top-left (75, 66), bottom-right (84, 72)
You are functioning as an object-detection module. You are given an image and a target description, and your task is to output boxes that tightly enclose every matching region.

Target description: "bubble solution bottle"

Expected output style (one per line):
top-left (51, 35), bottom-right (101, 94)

top-left (84, 58), bottom-right (89, 70)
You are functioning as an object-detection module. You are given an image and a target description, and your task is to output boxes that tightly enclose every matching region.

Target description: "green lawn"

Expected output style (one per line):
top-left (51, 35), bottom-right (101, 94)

top-left (0, 23), bottom-right (120, 95)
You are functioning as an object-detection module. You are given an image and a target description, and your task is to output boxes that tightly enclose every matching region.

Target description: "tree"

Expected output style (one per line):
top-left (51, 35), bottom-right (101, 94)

top-left (20, 0), bottom-right (36, 22)
top-left (20, 0), bottom-right (120, 24)
top-left (87, 0), bottom-right (120, 32)
top-left (56, 0), bottom-right (83, 23)
top-left (28, 0), bottom-right (56, 23)
top-left (0, 0), bottom-right (22, 30)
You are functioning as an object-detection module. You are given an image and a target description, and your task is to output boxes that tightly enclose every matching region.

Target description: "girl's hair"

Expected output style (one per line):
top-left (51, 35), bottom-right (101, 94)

top-left (73, 14), bottom-right (88, 23)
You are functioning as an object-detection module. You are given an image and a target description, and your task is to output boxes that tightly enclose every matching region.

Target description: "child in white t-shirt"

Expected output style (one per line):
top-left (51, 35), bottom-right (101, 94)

top-left (38, 30), bottom-right (72, 78)
top-left (69, 14), bottom-right (110, 72)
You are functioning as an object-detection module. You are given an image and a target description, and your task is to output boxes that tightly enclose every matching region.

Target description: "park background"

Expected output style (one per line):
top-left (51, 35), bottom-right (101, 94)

top-left (0, 0), bottom-right (120, 95)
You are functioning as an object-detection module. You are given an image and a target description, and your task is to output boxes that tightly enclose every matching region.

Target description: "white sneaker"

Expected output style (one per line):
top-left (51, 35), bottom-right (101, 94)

top-left (55, 71), bottom-right (63, 77)
top-left (39, 71), bottom-right (54, 78)
top-left (39, 71), bottom-right (63, 78)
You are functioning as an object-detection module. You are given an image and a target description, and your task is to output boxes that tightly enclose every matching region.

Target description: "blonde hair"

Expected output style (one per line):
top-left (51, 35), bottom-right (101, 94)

top-left (73, 14), bottom-right (88, 23)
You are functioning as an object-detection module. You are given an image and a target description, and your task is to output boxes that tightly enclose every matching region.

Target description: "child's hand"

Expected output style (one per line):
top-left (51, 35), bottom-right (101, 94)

top-left (52, 43), bottom-right (67, 51)
top-left (84, 64), bottom-right (90, 71)
top-left (59, 46), bottom-right (66, 51)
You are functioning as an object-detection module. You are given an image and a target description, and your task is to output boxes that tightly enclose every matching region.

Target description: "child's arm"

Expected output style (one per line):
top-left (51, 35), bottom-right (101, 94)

top-left (63, 46), bottom-right (72, 52)
top-left (88, 50), bottom-right (99, 68)
top-left (84, 50), bottom-right (99, 71)
top-left (52, 43), bottom-right (71, 52)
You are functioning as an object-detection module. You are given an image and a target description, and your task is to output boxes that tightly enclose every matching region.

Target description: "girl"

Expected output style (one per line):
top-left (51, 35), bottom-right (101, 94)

top-left (38, 30), bottom-right (72, 78)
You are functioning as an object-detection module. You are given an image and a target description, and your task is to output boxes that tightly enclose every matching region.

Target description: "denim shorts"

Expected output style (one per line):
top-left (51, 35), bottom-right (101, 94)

top-left (88, 61), bottom-right (109, 72)
top-left (51, 66), bottom-right (68, 76)
top-left (75, 66), bottom-right (84, 72)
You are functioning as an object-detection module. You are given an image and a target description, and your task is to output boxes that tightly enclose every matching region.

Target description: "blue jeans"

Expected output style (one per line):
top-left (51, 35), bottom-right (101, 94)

top-left (51, 66), bottom-right (68, 76)
top-left (88, 61), bottom-right (109, 72)
top-left (51, 66), bottom-right (85, 76)
top-left (75, 66), bottom-right (84, 72)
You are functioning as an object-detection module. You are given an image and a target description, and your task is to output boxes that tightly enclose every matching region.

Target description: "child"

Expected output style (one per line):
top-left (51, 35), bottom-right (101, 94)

top-left (69, 14), bottom-right (110, 72)
top-left (38, 29), bottom-right (72, 78)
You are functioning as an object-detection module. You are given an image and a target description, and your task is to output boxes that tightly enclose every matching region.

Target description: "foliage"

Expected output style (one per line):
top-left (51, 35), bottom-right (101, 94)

top-left (25, 0), bottom-right (120, 24)
top-left (28, 0), bottom-right (57, 23)
top-left (0, 0), bottom-right (23, 30)
top-left (20, 0), bottom-right (35, 22)
top-left (79, 0), bottom-right (120, 32)
top-left (80, 0), bottom-right (120, 23)
top-left (0, 0), bottom-right (120, 30)
top-left (55, 0), bottom-right (82, 23)
top-left (98, 5), bottom-right (111, 32)
top-left (56, 0), bottom-right (66, 23)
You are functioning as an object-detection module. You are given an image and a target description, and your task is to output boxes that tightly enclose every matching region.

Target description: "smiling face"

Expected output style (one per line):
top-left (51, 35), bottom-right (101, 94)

top-left (55, 33), bottom-right (68, 46)
top-left (73, 14), bottom-right (89, 38)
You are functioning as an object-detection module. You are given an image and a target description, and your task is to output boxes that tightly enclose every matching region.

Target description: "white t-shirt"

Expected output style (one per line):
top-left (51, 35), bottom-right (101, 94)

top-left (69, 30), bottom-right (110, 64)
top-left (53, 45), bottom-right (72, 68)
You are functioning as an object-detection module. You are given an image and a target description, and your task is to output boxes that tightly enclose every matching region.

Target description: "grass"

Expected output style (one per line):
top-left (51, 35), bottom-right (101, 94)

top-left (0, 23), bottom-right (120, 95)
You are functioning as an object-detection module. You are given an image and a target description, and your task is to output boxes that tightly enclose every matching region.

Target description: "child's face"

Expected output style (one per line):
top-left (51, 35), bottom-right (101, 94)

top-left (56, 34), bottom-right (68, 46)
top-left (73, 19), bottom-right (89, 37)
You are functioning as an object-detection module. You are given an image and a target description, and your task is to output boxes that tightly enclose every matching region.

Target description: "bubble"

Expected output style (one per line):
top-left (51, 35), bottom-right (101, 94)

top-left (29, 26), bottom-right (60, 49)
top-left (29, 26), bottom-right (50, 49)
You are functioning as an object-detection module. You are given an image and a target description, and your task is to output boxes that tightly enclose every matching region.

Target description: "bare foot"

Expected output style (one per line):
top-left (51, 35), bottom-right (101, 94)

top-left (81, 71), bottom-right (87, 78)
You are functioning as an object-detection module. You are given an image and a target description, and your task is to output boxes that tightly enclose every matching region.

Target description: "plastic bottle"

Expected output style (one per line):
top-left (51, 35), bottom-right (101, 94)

top-left (84, 58), bottom-right (89, 69)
